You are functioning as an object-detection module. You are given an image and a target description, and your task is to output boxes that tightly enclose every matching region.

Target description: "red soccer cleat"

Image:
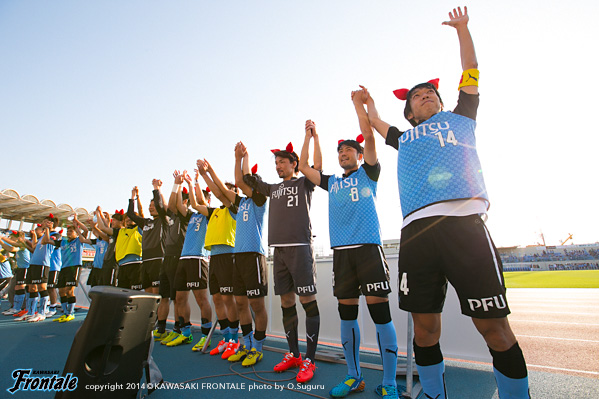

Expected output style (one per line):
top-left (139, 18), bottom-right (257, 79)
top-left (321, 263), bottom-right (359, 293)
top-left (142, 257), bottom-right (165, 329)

top-left (273, 352), bottom-right (302, 372)
top-left (296, 358), bottom-right (316, 383)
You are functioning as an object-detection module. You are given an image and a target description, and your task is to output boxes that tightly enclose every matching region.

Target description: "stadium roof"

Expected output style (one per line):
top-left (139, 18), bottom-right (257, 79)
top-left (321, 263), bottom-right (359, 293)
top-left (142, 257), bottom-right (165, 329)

top-left (0, 188), bottom-right (93, 228)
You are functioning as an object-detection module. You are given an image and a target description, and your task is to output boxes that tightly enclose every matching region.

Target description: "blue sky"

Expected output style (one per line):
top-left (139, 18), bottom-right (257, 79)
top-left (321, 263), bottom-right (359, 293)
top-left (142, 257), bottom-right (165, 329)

top-left (2, 1), bottom-right (598, 251)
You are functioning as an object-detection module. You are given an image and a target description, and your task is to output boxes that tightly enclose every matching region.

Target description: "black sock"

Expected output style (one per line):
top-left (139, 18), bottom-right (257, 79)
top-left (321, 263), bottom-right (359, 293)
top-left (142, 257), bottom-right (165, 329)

top-left (156, 319), bottom-right (167, 334)
top-left (302, 300), bottom-right (320, 361)
top-left (282, 305), bottom-right (299, 357)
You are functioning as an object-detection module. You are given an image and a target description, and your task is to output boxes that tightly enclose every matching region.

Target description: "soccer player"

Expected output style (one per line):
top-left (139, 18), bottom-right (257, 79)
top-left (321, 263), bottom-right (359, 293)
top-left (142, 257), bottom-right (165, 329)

top-left (1, 231), bottom-right (30, 316)
top-left (17, 214), bottom-right (61, 322)
top-left (212, 143), bottom-right (269, 367)
top-left (54, 214), bottom-right (91, 323)
top-left (95, 208), bottom-right (123, 287)
top-left (196, 160), bottom-right (241, 358)
top-left (165, 171), bottom-right (214, 351)
top-left (127, 184), bottom-right (170, 295)
top-left (87, 218), bottom-right (110, 288)
top-left (155, 172), bottom-right (192, 345)
top-left (97, 207), bottom-right (143, 291)
top-left (364, 7), bottom-right (530, 399)
top-left (299, 110), bottom-right (398, 398)
top-left (46, 233), bottom-right (62, 317)
top-left (244, 139), bottom-right (321, 383)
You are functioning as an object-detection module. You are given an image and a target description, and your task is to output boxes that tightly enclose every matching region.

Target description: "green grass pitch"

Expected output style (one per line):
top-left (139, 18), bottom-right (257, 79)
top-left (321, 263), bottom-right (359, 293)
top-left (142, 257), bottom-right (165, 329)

top-left (503, 270), bottom-right (599, 288)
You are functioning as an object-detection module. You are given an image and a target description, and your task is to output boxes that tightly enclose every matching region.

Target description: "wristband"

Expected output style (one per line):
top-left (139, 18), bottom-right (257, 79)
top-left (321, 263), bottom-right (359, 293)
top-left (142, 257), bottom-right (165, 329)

top-left (458, 68), bottom-right (479, 89)
top-left (172, 183), bottom-right (180, 193)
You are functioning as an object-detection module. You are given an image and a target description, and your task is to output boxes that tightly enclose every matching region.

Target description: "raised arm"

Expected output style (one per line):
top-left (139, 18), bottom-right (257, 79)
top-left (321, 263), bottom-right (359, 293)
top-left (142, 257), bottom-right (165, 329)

top-left (127, 188), bottom-right (146, 227)
top-left (176, 174), bottom-right (190, 216)
top-left (0, 236), bottom-right (17, 253)
top-left (133, 186), bottom-right (145, 218)
top-left (72, 214), bottom-right (90, 238)
top-left (168, 170), bottom-right (183, 213)
top-left (365, 90), bottom-right (391, 139)
top-left (205, 159), bottom-right (236, 205)
top-left (187, 172), bottom-right (210, 216)
top-left (197, 159), bottom-right (232, 207)
top-left (72, 216), bottom-right (92, 245)
top-left (91, 223), bottom-right (109, 242)
top-left (95, 206), bottom-right (114, 236)
top-left (299, 120), bottom-right (322, 186)
top-left (443, 6), bottom-right (478, 95)
top-left (41, 227), bottom-right (55, 245)
top-left (235, 142), bottom-right (254, 197)
top-left (352, 87), bottom-right (377, 165)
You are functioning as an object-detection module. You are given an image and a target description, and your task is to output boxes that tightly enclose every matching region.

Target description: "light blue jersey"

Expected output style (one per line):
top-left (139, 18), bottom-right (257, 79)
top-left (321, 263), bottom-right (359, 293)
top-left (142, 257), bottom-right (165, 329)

top-left (50, 247), bottom-right (62, 272)
top-left (180, 212), bottom-right (209, 258)
top-left (93, 239), bottom-right (108, 269)
top-left (16, 248), bottom-right (31, 269)
top-left (30, 232), bottom-right (60, 266)
top-left (61, 237), bottom-right (83, 268)
top-left (325, 166), bottom-right (382, 248)
top-left (234, 196), bottom-right (267, 255)
top-left (396, 111), bottom-right (489, 217)
top-left (0, 260), bottom-right (11, 279)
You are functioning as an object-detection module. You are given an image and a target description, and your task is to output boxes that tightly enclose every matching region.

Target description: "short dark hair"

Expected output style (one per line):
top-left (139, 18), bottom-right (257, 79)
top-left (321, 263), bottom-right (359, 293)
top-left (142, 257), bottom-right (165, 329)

top-left (404, 82), bottom-right (444, 127)
top-left (337, 140), bottom-right (363, 155)
top-left (274, 151), bottom-right (299, 173)
top-left (44, 215), bottom-right (59, 227)
top-left (202, 189), bottom-right (211, 201)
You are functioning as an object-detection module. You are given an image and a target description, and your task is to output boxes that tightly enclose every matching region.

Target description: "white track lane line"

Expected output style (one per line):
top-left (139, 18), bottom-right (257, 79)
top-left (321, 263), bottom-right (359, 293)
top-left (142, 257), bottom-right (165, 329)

top-left (515, 334), bottom-right (599, 343)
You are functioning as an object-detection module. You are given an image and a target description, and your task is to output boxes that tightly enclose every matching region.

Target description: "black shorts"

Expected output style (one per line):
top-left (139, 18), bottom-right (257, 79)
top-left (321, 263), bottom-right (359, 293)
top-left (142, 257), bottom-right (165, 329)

top-left (27, 264), bottom-right (49, 285)
top-left (142, 258), bottom-right (162, 289)
top-left (233, 252), bottom-right (268, 298)
top-left (175, 257), bottom-right (209, 291)
top-left (398, 214), bottom-right (510, 319)
top-left (57, 266), bottom-right (81, 288)
top-left (87, 268), bottom-right (102, 287)
top-left (159, 256), bottom-right (179, 299)
top-left (117, 262), bottom-right (143, 290)
top-left (273, 245), bottom-right (316, 296)
top-left (15, 268), bottom-right (28, 286)
top-left (47, 270), bottom-right (59, 288)
top-left (333, 245), bottom-right (391, 299)
top-left (101, 262), bottom-right (118, 286)
top-left (209, 253), bottom-right (235, 296)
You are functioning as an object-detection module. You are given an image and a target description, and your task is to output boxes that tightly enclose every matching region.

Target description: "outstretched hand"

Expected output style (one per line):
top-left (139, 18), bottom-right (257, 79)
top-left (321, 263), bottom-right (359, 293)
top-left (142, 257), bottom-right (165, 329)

top-left (442, 6), bottom-right (469, 29)
top-left (351, 85), bottom-right (370, 104)
top-left (305, 120), bottom-right (317, 138)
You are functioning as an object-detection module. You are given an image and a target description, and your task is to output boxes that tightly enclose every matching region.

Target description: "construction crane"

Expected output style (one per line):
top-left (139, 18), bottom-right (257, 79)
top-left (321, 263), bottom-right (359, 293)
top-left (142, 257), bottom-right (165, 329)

top-left (561, 233), bottom-right (573, 245)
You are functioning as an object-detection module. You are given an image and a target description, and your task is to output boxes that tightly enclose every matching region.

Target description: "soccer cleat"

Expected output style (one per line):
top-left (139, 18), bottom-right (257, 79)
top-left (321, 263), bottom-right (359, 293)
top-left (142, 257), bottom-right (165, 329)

top-left (53, 315), bottom-right (66, 322)
top-left (227, 345), bottom-right (248, 362)
top-left (29, 314), bottom-right (46, 322)
top-left (242, 348), bottom-right (263, 367)
top-left (329, 375), bottom-right (365, 398)
top-left (210, 339), bottom-right (228, 355)
top-left (274, 352), bottom-right (303, 372)
top-left (60, 314), bottom-right (75, 323)
top-left (13, 309), bottom-right (28, 318)
top-left (2, 308), bottom-right (18, 316)
top-left (296, 358), bottom-right (316, 383)
top-left (45, 309), bottom-right (57, 318)
top-left (153, 329), bottom-right (170, 341)
top-left (166, 334), bottom-right (193, 347)
top-left (160, 331), bottom-right (180, 345)
top-left (15, 313), bottom-right (34, 322)
top-left (221, 340), bottom-right (240, 359)
top-left (192, 336), bottom-right (210, 352)
top-left (374, 384), bottom-right (398, 399)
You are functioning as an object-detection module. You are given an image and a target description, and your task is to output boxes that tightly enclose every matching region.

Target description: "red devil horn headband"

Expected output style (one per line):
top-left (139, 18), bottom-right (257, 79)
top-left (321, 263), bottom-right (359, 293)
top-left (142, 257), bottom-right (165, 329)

top-left (182, 187), bottom-right (188, 194)
top-left (115, 209), bottom-right (124, 215)
top-left (205, 187), bottom-right (211, 193)
top-left (338, 134), bottom-right (365, 145)
top-left (393, 78), bottom-right (440, 101)
top-left (48, 213), bottom-right (54, 219)
top-left (251, 164), bottom-right (258, 174)
top-left (271, 142), bottom-right (294, 154)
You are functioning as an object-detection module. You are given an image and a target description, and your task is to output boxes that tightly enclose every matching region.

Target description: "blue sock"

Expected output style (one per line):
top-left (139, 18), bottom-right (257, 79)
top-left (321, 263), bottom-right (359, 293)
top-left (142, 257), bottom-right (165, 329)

top-left (243, 331), bottom-right (253, 349)
top-left (14, 294), bottom-right (25, 311)
top-left (375, 321), bottom-right (397, 387)
top-left (39, 294), bottom-right (49, 316)
top-left (416, 361), bottom-right (446, 399)
top-left (222, 327), bottom-right (230, 341)
top-left (494, 368), bottom-right (530, 399)
top-left (181, 324), bottom-right (192, 337)
top-left (490, 343), bottom-right (530, 399)
top-left (28, 293), bottom-right (39, 315)
top-left (254, 337), bottom-right (265, 353)
top-left (340, 319), bottom-right (361, 378)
